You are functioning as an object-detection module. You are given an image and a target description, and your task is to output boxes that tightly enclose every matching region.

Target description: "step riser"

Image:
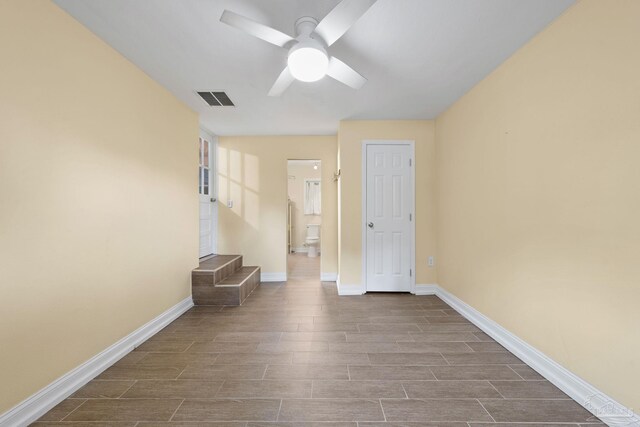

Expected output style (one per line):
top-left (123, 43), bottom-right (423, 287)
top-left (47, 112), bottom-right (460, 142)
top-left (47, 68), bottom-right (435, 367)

top-left (193, 267), bottom-right (260, 306)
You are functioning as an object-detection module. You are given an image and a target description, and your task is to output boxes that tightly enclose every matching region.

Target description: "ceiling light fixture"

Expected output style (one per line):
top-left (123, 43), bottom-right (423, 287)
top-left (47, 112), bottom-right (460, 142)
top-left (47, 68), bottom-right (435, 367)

top-left (220, 0), bottom-right (376, 96)
top-left (287, 40), bottom-right (329, 83)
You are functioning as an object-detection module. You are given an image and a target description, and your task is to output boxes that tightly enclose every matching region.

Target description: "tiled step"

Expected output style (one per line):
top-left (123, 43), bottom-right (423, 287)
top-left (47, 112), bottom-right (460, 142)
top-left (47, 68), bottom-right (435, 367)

top-left (192, 254), bottom-right (243, 286)
top-left (193, 266), bottom-right (261, 306)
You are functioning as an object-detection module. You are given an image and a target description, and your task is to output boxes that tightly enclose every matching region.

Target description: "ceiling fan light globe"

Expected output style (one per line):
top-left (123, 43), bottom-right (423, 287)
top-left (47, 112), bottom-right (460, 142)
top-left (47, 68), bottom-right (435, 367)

top-left (287, 46), bottom-right (329, 82)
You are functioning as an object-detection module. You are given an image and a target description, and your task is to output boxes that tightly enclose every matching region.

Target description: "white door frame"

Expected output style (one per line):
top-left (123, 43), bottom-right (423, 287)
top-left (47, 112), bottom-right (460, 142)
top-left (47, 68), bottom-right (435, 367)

top-left (200, 128), bottom-right (218, 256)
top-left (361, 140), bottom-right (416, 293)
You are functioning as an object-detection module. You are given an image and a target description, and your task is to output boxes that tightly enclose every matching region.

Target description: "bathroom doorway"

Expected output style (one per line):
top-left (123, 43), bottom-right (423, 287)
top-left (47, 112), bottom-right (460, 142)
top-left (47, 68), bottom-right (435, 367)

top-left (287, 160), bottom-right (321, 280)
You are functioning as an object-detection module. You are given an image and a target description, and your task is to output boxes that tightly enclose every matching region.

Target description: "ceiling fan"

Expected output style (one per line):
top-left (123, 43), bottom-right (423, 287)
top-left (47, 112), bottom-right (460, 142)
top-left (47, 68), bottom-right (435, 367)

top-left (220, 0), bottom-right (377, 96)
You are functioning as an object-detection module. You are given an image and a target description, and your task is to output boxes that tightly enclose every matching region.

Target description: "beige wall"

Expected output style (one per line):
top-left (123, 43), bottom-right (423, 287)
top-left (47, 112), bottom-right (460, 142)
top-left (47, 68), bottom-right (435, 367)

top-left (338, 120), bottom-right (437, 286)
top-left (0, 0), bottom-right (198, 413)
top-left (287, 162), bottom-right (322, 251)
top-left (217, 136), bottom-right (337, 276)
top-left (435, 0), bottom-right (640, 410)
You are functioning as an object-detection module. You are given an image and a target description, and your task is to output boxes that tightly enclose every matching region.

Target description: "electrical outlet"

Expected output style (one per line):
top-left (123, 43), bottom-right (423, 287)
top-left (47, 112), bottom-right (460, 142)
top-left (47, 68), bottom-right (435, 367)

top-left (227, 200), bottom-right (233, 208)
top-left (428, 256), bottom-right (435, 267)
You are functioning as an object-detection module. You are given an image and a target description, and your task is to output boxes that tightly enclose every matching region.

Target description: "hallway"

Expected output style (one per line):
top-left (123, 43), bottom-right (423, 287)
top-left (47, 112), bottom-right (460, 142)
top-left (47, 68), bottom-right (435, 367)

top-left (287, 252), bottom-right (320, 281)
top-left (35, 279), bottom-right (599, 424)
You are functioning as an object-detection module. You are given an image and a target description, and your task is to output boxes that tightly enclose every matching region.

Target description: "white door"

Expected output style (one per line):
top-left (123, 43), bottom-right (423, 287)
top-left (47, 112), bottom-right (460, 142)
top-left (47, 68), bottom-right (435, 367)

top-left (199, 132), bottom-right (216, 257)
top-left (365, 143), bottom-right (413, 292)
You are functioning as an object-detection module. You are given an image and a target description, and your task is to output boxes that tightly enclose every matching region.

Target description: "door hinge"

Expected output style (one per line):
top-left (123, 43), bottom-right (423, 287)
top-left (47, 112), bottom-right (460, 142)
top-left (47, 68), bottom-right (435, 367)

top-left (409, 213), bottom-right (412, 221)
top-left (409, 158), bottom-right (412, 166)
top-left (410, 269), bottom-right (412, 277)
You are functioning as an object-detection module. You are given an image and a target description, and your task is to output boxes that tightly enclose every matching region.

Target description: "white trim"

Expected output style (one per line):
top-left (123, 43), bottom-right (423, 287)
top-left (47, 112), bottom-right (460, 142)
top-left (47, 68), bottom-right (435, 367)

top-left (336, 276), bottom-right (364, 295)
top-left (260, 272), bottom-right (287, 282)
top-left (0, 296), bottom-right (194, 427)
top-left (291, 247), bottom-right (322, 254)
top-left (435, 286), bottom-right (639, 427)
top-left (361, 140), bottom-right (416, 293)
top-left (320, 272), bottom-right (338, 282)
top-left (336, 283), bottom-right (365, 296)
top-left (412, 284), bottom-right (438, 295)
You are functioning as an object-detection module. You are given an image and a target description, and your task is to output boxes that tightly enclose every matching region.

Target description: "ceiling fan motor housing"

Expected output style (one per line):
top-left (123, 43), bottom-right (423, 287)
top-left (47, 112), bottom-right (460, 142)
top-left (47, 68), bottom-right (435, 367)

top-left (294, 16), bottom-right (319, 37)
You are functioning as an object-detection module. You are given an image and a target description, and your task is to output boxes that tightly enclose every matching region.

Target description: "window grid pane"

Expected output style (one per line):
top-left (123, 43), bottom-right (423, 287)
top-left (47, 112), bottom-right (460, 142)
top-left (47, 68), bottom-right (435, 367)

top-left (203, 168), bottom-right (209, 195)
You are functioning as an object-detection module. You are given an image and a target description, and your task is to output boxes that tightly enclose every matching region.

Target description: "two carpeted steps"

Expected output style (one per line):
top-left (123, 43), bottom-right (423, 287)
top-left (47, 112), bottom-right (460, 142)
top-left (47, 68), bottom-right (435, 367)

top-left (191, 254), bottom-right (260, 305)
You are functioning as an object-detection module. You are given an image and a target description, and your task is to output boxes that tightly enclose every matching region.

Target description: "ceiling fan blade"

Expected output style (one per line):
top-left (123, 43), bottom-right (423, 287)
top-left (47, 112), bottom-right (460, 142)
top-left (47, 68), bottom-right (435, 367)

top-left (327, 57), bottom-right (367, 89)
top-left (220, 10), bottom-right (295, 48)
top-left (268, 67), bottom-right (295, 96)
top-left (313, 0), bottom-right (377, 46)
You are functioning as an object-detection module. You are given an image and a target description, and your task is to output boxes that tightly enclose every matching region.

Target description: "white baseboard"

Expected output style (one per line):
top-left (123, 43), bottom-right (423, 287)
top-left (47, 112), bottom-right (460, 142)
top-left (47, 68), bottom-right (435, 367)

top-left (290, 248), bottom-right (321, 254)
top-left (260, 272), bottom-right (287, 282)
top-left (413, 284), bottom-right (438, 295)
top-left (435, 286), bottom-right (639, 427)
top-left (0, 296), bottom-right (194, 427)
top-left (335, 282), bottom-right (436, 295)
top-left (336, 278), bottom-right (365, 296)
top-left (320, 272), bottom-right (338, 282)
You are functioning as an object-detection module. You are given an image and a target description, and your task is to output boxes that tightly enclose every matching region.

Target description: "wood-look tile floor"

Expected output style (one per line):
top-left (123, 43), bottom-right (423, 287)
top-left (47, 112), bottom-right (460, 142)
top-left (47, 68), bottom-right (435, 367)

top-left (34, 274), bottom-right (603, 426)
top-left (288, 253), bottom-right (320, 280)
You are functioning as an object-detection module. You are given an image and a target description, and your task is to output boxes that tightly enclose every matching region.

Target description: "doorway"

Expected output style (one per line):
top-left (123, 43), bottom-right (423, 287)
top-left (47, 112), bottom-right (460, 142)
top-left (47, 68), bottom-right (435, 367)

top-left (198, 130), bottom-right (217, 258)
top-left (363, 140), bottom-right (415, 292)
top-left (287, 159), bottom-right (322, 280)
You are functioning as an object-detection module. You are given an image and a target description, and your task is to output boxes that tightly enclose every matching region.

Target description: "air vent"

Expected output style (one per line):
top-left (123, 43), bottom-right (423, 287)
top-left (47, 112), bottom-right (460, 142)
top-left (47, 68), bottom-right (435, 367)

top-left (197, 91), bottom-right (234, 107)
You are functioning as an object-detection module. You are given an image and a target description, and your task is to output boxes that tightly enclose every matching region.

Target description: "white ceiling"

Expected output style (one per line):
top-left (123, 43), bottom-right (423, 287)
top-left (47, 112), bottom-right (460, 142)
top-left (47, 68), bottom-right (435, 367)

top-left (53, 0), bottom-right (574, 135)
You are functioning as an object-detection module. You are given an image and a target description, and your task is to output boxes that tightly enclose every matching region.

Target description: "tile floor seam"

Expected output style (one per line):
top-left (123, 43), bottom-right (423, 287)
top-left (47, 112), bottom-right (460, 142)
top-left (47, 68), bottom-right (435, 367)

top-left (487, 380), bottom-right (507, 399)
top-left (182, 340), bottom-right (196, 352)
top-left (400, 382), bottom-right (409, 399)
top-left (378, 398), bottom-right (387, 422)
top-left (476, 397), bottom-right (497, 423)
top-left (213, 379), bottom-right (226, 397)
top-left (57, 398), bottom-right (87, 422)
top-left (174, 364), bottom-right (190, 381)
top-left (168, 398), bottom-right (185, 421)
top-left (439, 351), bottom-right (451, 366)
top-left (507, 364), bottom-right (527, 380)
top-left (276, 398), bottom-right (283, 421)
top-left (117, 379), bottom-right (138, 398)
top-left (429, 366), bottom-right (439, 381)
top-left (462, 341), bottom-right (476, 351)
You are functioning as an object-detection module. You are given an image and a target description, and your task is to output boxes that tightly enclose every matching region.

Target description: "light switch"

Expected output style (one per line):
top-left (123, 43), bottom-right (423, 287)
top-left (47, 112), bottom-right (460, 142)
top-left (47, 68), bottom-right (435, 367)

top-left (227, 200), bottom-right (233, 208)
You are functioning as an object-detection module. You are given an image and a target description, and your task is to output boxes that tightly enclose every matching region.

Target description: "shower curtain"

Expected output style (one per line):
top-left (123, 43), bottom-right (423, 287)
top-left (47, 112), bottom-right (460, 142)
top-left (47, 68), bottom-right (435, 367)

top-left (304, 180), bottom-right (321, 215)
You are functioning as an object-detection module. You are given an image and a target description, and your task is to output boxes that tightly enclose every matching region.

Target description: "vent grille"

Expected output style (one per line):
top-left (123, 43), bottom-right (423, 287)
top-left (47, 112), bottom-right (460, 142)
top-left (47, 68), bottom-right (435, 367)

top-left (197, 91), bottom-right (234, 107)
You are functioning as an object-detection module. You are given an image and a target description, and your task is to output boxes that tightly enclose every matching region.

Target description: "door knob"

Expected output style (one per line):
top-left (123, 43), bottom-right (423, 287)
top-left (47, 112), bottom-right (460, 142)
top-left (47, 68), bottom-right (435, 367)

top-left (211, 197), bottom-right (216, 202)
top-left (368, 222), bottom-right (374, 228)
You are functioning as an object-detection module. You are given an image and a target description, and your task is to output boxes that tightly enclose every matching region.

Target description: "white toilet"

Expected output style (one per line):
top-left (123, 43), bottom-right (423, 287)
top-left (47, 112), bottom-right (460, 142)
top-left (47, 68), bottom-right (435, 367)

top-left (305, 224), bottom-right (321, 257)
